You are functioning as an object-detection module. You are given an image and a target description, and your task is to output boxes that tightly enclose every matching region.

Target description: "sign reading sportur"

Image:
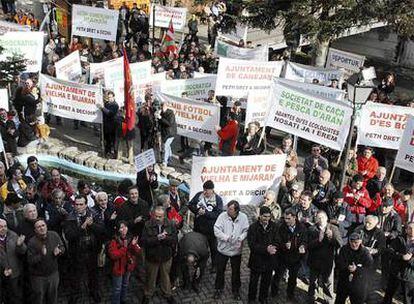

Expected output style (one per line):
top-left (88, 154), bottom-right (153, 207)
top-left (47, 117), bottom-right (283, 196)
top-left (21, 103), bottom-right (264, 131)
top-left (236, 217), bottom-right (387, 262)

top-left (0, 32), bottom-right (44, 73)
top-left (40, 74), bottom-right (103, 123)
top-left (284, 61), bottom-right (344, 85)
top-left (72, 5), bottom-right (119, 41)
top-left (156, 93), bottom-right (220, 144)
top-left (190, 154), bottom-right (287, 205)
top-left (395, 115), bottom-right (414, 173)
top-left (357, 102), bottom-right (414, 150)
top-left (149, 5), bottom-right (187, 30)
top-left (325, 48), bottom-right (365, 78)
top-left (265, 82), bottom-right (352, 151)
top-left (215, 57), bottom-right (284, 98)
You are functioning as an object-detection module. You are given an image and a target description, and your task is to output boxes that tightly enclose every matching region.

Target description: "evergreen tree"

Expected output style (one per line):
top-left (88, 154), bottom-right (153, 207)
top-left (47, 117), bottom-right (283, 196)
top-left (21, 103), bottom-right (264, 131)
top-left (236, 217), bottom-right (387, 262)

top-left (0, 45), bottom-right (27, 88)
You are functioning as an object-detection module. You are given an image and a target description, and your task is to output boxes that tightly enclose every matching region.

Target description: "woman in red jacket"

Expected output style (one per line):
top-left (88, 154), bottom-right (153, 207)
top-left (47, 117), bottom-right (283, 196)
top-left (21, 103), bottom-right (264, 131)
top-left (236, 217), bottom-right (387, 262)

top-left (216, 112), bottom-right (239, 156)
top-left (108, 221), bottom-right (141, 304)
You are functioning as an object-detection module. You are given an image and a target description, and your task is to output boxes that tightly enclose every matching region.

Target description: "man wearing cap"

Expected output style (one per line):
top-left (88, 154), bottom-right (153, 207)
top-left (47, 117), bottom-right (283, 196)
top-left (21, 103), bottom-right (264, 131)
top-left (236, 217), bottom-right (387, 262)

top-left (307, 210), bottom-right (342, 304)
top-left (357, 147), bottom-right (379, 185)
top-left (168, 179), bottom-right (187, 218)
top-left (342, 174), bottom-right (372, 231)
top-left (303, 144), bottom-right (329, 189)
top-left (335, 232), bottom-right (373, 304)
top-left (178, 231), bottom-right (209, 292)
top-left (383, 222), bottom-right (414, 304)
top-left (188, 180), bottom-right (223, 271)
top-left (247, 206), bottom-right (279, 304)
top-left (378, 197), bottom-right (402, 286)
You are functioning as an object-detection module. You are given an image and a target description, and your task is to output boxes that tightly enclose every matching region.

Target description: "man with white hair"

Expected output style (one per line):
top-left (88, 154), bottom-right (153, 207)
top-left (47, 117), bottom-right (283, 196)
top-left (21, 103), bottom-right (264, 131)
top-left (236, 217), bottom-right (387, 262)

top-left (366, 166), bottom-right (388, 199)
top-left (277, 167), bottom-right (298, 207)
top-left (92, 191), bottom-right (117, 240)
top-left (17, 203), bottom-right (38, 242)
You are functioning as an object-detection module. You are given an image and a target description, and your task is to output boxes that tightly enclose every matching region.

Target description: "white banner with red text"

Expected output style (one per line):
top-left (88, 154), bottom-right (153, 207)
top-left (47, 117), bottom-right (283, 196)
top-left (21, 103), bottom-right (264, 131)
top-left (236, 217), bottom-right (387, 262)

top-left (149, 5), bottom-right (187, 30)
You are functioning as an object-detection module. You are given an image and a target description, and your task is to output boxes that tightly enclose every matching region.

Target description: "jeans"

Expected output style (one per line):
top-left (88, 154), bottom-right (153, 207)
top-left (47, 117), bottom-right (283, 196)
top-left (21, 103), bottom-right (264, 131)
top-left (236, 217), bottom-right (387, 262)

top-left (112, 272), bottom-right (130, 304)
top-left (163, 137), bottom-right (174, 166)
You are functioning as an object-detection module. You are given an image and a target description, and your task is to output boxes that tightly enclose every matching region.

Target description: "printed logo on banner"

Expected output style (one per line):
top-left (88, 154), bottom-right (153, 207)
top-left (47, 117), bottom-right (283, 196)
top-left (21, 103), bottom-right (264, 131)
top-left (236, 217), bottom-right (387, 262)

top-left (189, 154), bottom-right (287, 205)
top-left (135, 149), bottom-right (156, 172)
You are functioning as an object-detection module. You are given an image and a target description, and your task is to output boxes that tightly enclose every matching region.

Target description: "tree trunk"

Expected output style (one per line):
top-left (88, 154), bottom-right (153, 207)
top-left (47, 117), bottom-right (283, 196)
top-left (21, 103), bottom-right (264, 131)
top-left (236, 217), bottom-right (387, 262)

top-left (314, 39), bottom-right (330, 67)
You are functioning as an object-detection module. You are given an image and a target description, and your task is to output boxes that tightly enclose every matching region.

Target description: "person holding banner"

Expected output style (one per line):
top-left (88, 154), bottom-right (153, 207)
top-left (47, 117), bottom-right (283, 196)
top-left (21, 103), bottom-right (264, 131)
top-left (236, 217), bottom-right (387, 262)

top-left (238, 121), bottom-right (265, 156)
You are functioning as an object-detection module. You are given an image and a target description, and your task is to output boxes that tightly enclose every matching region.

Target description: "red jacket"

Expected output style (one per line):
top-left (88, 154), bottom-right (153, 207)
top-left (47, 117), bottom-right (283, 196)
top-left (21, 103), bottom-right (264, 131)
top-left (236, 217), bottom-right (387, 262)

top-left (357, 156), bottom-right (379, 184)
top-left (108, 237), bottom-right (141, 276)
top-left (343, 185), bottom-right (372, 216)
top-left (217, 120), bottom-right (239, 155)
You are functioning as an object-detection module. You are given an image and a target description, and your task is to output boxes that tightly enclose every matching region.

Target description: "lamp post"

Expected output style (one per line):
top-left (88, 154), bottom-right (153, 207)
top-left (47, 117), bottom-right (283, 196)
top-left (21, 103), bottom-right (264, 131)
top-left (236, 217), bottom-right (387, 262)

top-left (339, 69), bottom-right (376, 189)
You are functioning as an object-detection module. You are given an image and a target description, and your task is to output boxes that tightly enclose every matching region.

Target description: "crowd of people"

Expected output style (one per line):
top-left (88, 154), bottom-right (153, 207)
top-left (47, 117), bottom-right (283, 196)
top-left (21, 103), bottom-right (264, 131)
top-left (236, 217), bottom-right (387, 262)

top-left (0, 1), bottom-right (414, 304)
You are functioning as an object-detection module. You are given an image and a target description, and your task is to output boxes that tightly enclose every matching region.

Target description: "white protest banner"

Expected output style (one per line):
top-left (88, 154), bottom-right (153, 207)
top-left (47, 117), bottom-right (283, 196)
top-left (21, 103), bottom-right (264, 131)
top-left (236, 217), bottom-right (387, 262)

top-left (0, 32), bottom-right (43, 73)
top-left (395, 115), bottom-right (414, 173)
top-left (156, 93), bottom-right (220, 143)
top-left (218, 24), bottom-right (248, 43)
top-left (245, 91), bottom-right (269, 127)
top-left (107, 60), bottom-right (152, 106)
top-left (215, 57), bottom-right (284, 98)
top-left (72, 5), bottom-right (119, 41)
top-left (158, 76), bottom-right (216, 101)
top-left (194, 72), bottom-right (216, 78)
top-left (39, 74), bottom-right (103, 123)
top-left (89, 57), bottom-right (122, 85)
top-left (135, 149), bottom-right (156, 172)
top-left (0, 20), bottom-right (30, 35)
top-left (55, 50), bottom-right (82, 82)
top-left (215, 39), bottom-right (269, 61)
top-left (189, 154), bottom-right (287, 205)
top-left (265, 82), bottom-right (352, 151)
top-left (325, 48), bottom-right (365, 78)
top-left (284, 61), bottom-right (344, 85)
top-left (149, 5), bottom-right (187, 30)
top-left (357, 102), bottom-right (414, 150)
top-left (0, 89), bottom-right (8, 111)
top-left (276, 78), bottom-right (346, 101)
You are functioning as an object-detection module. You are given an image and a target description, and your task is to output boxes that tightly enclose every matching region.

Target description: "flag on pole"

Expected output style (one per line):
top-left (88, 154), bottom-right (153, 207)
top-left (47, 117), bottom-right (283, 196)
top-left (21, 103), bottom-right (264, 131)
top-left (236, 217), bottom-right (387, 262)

top-left (123, 46), bottom-right (135, 132)
top-left (163, 18), bottom-right (178, 56)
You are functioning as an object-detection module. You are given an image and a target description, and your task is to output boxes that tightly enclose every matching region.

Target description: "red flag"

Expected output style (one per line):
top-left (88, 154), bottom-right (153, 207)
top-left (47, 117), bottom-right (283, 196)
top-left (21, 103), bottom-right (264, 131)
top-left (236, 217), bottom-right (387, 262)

top-left (163, 18), bottom-right (178, 56)
top-left (123, 46), bottom-right (135, 132)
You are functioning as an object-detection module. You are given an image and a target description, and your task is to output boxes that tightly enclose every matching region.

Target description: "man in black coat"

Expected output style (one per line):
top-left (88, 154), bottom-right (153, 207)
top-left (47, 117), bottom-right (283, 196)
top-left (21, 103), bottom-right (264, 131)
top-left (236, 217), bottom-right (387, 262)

top-left (335, 232), bottom-right (373, 304)
top-left (98, 91), bottom-right (119, 157)
top-left (116, 185), bottom-right (150, 237)
top-left (178, 231), bottom-right (209, 292)
top-left (188, 180), bottom-right (223, 271)
top-left (383, 222), bottom-right (414, 304)
top-left (141, 206), bottom-right (177, 304)
top-left (271, 208), bottom-right (307, 300)
top-left (307, 210), bottom-right (342, 304)
top-left (62, 195), bottom-right (105, 304)
top-left (156, 101), bottom-right (177, 167)
top-left (366, 166), bottom-right (387, 199)
top-left (309, 169), bottom-right (337, 213)
top-left (247, 206), bottom-right (279, 304)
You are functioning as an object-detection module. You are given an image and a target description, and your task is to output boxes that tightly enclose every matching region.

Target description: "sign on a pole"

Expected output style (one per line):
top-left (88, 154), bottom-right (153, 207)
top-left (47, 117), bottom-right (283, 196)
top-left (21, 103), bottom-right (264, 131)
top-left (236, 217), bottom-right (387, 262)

top-left (135, 149), bottom-right (156, 172)
top-left (149, 5), bottom-right (187, 30)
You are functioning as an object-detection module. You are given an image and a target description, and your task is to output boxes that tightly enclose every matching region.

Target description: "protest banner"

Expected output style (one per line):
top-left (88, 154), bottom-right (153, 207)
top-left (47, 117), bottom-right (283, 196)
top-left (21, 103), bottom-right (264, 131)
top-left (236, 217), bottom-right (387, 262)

top-left (284, 61), bottom-right (344, 85)
top-left (394, 115), bottom-right (414, 173)
top-left (149, 5), bottom-right (187, 30)
top-left (214, 39), bottom-right (269, 61)
top-left (265, 82), bottom-right (352, 151)
top-left (276, 78), bottom-right (346, 101)
top-left (194, 72), bottom-right (216, 78)
top-left (0, 32), bottom-right (44, 73)
top-left (215, 57), bottom-right (284, 98)
top-left (109, 0), bottom-right (150, 13)
top-left (189, 154), bottom-right (287, 205)
top-left (155, 93), bottom-right (220, 144)
top-left (158, 76), bottom-right (216, 101)
top-left (0, 89), bottom-right (9, 111)
top-left (105, 60), bottom-right (152, 106)
top-left (55, 50), bottom-right (82, 82)
top-left (218, 24), bottom-right (248, 43)
top-left (134, 149), bottom-right (156, 172)
top-left (0, 20), bottom-right (30, 35)
top-left (72, 5), bottom-right (119, 41)
top-left (245, 91), bottom-right (270, 127)
top-left (89, 57), bottom-right (122, 85)
top-left (357, 102), bottom-right (414, 150)
top-left (39, 74), bottom-right (103, 123)
top-left (325, 48), bottom-right (365, 78)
